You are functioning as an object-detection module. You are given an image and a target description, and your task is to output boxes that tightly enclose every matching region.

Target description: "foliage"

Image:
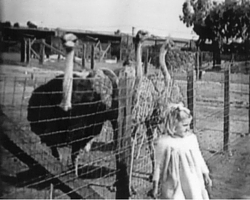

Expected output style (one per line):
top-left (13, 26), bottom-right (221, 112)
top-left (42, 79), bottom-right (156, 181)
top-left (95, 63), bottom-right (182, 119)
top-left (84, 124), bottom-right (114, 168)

top-left (180, 0), bottom-right (215, 27)
top-left (180, 0), bottom-right (250, 56)
top-left (180, 0), bottom-right (250, 44)
top-left (149, 45), bottom-right (196, 72)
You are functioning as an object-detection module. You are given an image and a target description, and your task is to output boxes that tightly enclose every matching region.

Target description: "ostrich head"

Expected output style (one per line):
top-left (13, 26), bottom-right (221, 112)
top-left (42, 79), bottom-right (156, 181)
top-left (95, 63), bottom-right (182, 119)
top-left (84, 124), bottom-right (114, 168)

top-left (62, 33), bottom-right (78, 51)
top-left (135, 30), bottom-right (150, 44)
top-left (160, 37), bottom-right (175, 53)
top-left (135, 30), bottom-right (150, 78)
top-left (60, 33), bottom-right (77, 111)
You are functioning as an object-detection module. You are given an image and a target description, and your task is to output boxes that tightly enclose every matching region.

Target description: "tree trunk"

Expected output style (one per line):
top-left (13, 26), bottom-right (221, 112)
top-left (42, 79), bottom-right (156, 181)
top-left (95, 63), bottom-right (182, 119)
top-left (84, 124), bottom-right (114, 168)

top-left (212, 40), bottom-right (221, 71)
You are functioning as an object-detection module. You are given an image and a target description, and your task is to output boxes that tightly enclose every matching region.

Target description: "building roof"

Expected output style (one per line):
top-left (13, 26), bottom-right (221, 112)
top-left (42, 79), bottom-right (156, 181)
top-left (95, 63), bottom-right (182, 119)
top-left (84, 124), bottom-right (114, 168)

top-left (1, 26), bottom-right (192, 45)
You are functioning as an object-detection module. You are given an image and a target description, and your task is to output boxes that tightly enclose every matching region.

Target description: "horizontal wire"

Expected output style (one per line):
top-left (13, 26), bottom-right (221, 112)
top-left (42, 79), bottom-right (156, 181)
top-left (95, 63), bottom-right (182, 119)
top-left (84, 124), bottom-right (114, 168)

top-left (1, 57), bottom-right (248, 198)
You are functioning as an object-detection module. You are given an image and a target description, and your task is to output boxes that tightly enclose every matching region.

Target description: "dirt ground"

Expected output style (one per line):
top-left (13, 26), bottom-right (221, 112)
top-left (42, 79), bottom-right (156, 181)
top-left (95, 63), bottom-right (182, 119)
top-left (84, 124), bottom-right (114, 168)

top-left (208, 134), bottom-right (250, 199)
top-left (0, 58), bottom-right (249, 199)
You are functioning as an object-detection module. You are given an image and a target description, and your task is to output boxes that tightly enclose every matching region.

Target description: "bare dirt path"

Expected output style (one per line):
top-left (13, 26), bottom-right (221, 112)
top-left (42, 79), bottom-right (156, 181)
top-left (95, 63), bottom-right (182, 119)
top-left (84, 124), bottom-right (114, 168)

top-left (208, 134), bottom-right (250, 199)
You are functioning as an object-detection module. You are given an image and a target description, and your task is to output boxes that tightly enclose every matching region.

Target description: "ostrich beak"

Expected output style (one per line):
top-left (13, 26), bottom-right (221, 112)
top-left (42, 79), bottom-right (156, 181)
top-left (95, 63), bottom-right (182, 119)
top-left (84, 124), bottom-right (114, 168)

top-left (64, 40), bottom-right (76, 48)
top-left (62, 33), bottom-right (77, 48)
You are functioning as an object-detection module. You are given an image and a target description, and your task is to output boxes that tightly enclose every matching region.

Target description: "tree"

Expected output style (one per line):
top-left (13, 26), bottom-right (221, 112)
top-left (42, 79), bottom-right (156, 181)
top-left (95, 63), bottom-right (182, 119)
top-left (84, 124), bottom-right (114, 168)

top-left (180, 0), bottom-right (250, 69)
top-left (180, 0), bottom-right (221, 69)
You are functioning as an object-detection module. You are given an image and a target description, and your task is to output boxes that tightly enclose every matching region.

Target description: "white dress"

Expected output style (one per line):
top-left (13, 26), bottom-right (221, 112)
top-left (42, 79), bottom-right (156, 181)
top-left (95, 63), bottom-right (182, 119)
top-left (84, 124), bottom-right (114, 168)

top-left (153, 133), bottom-right (210, 199)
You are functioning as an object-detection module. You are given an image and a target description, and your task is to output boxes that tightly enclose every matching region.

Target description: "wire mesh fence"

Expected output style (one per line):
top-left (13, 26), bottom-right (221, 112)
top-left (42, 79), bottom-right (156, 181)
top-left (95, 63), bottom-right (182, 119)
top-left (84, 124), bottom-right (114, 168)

top-left (0, 73), bottom-right (119, 199)
top-left (191, 53), bottom-right (249, 163)
top-left (0, 50), bottom-right (249, 199)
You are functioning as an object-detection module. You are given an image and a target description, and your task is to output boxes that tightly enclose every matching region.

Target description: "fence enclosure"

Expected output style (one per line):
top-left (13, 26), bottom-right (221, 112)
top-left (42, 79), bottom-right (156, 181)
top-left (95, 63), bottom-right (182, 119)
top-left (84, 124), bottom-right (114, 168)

top-left (0, 43), bottom-right (249, 199)
top-left (190, 51), bottom-right (249, 160)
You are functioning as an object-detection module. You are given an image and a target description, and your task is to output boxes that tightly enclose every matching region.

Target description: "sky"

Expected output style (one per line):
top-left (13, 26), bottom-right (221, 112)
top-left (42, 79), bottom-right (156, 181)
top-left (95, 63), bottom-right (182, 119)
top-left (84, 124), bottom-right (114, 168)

top-left (0, 0), bottom-right (198, 39)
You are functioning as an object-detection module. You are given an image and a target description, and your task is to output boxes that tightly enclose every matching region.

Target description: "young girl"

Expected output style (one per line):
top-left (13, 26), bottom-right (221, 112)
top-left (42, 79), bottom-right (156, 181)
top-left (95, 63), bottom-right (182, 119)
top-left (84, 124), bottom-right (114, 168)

top-left (149, 104), bottom-right (212, 199)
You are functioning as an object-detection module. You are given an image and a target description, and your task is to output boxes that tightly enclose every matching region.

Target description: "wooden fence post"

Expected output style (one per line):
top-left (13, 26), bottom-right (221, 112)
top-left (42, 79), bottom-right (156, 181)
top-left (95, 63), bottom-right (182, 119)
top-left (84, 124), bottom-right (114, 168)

top-left (119, 38), bottom-right (122, 62)
top-left (91, 44), bottom-right (94, 69)
top-left (115, 75), bottom-right (133, 199)
top-left (21, 38), bottom-right (26, 62)
top-left (223, 57), bottom-right (231, 151)
top-left (187, 62), bottom-right (196, 131)
top-left (82, 43), bottom-right (86, 69)
top-left (26, 38), bottom-right (31, 64)
top-left (199, 51), bottom-right (203, 80)
top-left (39, 39), bottom-right (45, 65)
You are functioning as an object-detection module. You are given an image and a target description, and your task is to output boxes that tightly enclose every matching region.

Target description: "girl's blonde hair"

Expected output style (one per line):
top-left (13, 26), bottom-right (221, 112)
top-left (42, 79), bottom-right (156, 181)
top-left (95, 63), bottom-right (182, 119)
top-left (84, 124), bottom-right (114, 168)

top-left (163, 104), bottom-right (192, 136)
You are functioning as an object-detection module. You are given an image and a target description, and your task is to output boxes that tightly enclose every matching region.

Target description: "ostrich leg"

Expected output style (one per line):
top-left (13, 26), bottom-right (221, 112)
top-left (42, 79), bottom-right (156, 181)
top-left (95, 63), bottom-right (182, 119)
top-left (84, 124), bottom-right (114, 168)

top-left (43, 127), bottom-right (61, 160)
top-left (71, 141), bottom-right (82, 177)
top-left (136, 128), bottom-right (146, 159)
top-left (145, 121), bottom-right (156, 182)
top-left (129, 125), bottom-right (139, 196)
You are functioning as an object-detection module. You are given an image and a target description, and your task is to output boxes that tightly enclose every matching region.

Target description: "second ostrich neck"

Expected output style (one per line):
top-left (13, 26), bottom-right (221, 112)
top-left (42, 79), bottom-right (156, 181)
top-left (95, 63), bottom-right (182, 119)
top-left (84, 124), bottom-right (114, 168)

top-left (159, 48), bottom-right (171, 86)
top-left (61, 48), bottom-right (74, 111)
top-left (136, 42), bottom-right (143, 78)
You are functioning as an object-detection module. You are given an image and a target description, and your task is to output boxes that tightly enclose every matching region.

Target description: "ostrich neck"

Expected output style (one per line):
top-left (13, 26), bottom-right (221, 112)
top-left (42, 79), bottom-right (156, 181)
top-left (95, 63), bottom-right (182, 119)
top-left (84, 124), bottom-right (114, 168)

top-left (136, 42), bottom-right (143, 78)
top-left (61, 49), bottom-right (74, 111)
top-left (159, 48), bottom-right (171, 86)
top-left (64, 50), bottom-right (74, 80)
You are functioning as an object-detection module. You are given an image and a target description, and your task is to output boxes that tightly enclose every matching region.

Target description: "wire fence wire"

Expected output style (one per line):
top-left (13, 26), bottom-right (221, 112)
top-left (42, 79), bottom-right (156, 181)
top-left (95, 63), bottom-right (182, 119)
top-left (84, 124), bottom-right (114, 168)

top-left (192, 54), bottom-right (249, 162)
top-left (0, 51), bottom-right (249, 199)
top-left (0, 74), bottom-right (119, 199)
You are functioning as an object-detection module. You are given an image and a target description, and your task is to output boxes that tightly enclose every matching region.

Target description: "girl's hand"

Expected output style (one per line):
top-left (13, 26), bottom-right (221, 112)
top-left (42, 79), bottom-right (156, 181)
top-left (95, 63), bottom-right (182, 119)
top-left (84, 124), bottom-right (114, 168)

top-left (203, 173), bottom-right (212, 187)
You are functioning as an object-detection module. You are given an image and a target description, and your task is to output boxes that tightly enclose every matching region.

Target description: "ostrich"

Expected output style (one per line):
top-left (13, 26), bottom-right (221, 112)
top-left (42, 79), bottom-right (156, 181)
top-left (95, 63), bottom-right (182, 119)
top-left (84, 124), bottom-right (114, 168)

top-left (27, 33), bottom-right (118, 177)
top-left (113, 31), bottom-right (175, 195)
top-left (159, 38), bottom-right (184, 104)
top-left (145, 37), bottom-right (184, 176)
top-left (121, 30), bottom-right (157, 195)
top-left (131, 36), bottom-right (184, 187)
top-left (108, 30), bottom-right (154, 195)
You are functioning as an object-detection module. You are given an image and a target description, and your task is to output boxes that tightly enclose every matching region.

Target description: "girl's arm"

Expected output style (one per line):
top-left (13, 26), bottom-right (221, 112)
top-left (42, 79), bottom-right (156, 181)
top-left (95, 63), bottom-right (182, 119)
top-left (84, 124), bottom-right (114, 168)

top-left (193, 135), bottom-right (209, 174)
top-left (150, 138), bottom-right (167, 198)
top-left (193, 135), bottom-right (212, 187)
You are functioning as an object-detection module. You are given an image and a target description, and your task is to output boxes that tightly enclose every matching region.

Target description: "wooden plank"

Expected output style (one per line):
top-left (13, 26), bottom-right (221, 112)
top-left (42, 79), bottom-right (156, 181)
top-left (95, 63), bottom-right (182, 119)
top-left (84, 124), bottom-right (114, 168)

top-left (0, 112), bottom-right (103, 199)
top-left (30, 47), bottom-right (40, 59)
top-left (43, 41), bottom-right (65, 56)
top-left (223, 59), bottom-right (231, 151)
top-left (100, 43), bottom-right (111, 61)
top-left (115, 75), bottom-right (133, 199)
